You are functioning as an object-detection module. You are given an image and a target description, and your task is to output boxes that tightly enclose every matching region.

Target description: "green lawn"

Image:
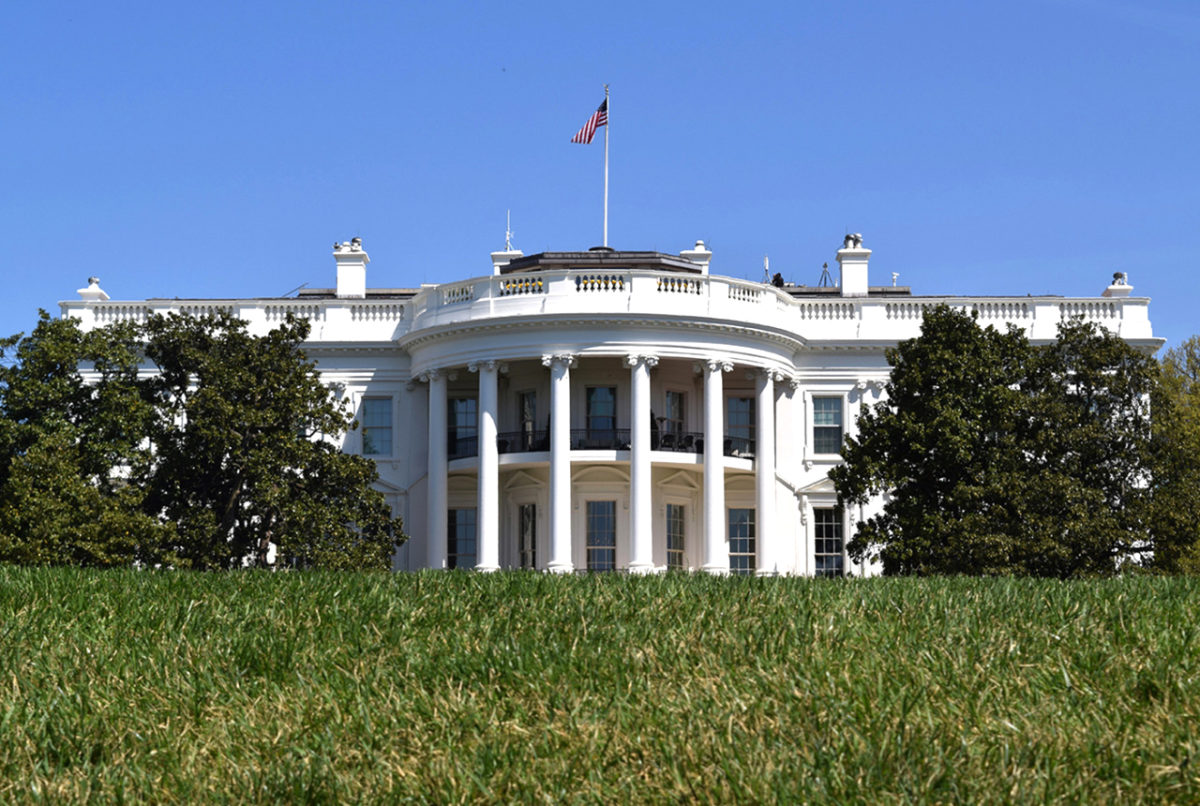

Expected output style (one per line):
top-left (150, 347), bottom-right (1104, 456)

top-left (0, 568), bottom-right (1197, 803)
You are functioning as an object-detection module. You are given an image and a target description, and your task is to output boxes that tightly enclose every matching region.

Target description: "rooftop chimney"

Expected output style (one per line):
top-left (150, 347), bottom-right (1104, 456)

top-left (333, 237), bottom-right (369, 298)
top-left (836, 233), bottom-right (870, 297)
top-left (1101, 271), bottom-right (1133, 298)
top-left (680, 240), bottom-right (712, 275)
top-left (77, 276), bottom-right (109, 301)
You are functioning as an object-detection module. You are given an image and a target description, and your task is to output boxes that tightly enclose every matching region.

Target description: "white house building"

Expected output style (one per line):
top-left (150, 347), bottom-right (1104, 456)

top-left (61, 235), bottom-right (1159, 576)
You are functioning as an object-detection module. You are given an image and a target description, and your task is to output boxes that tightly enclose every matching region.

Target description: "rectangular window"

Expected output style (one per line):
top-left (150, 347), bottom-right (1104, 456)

top-left (586, 500), bottom-right (617, 572)
top-left (666, 503), bottom-right (685, 570)
top-left (726, 397), bottom-right (755, 456)
top-left (519, 391), bottom-right (537, 449)
top-left (519, 503), bottom-right (536, 570)
top-left (448, 397), bottom-right (478, 459)
top-left (586, 387), bottom-right (617, 437)
top-left (665, 391), bottom-right (685, 435)
top-left (728, 507), bottom-right (756, 576)
top-left (813, 396), bottom-right (843, 455)
top-left (814, 508), bottom-right (844, 577)
top-left (361, 398), bottom-right (392, 456)
top-left (447, 507), bottom-right (477, 570)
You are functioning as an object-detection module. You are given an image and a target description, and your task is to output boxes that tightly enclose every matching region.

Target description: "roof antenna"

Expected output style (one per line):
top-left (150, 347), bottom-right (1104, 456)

top-left (762, 255), bottom-right (770, 283)
top-left (505, 209), bottom-right (515, 252)
top-left (280, 281), bottom-right (309, 297)
top-left (818, 262), bottom-right (834, 287)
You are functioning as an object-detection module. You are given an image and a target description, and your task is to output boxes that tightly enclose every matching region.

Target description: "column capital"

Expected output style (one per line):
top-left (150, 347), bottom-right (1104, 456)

top-left (417, 368), bottom-right (442, 383)
top-left (623, 354), bottom-right (660, 369)
top-left (788, 374), bottom-right (802, 392)
top-left (468, 360), bottom-right (499, 373)
top-left (697, 358), bottom-right (733, 374)
top-left (541, 353), bottom-right (577, 369)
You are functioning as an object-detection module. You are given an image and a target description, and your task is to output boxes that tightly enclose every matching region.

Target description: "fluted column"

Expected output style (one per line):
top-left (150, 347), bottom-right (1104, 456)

top-left (756, 369), bottom-right (781, 576)
top-left (625, 353), bottom-right (658, 573)
top-left (471, 360), bottom-right (500, 571)
top-left (701, 358), bottom-right (732, 573)
top-left (423, 369), bottom-right (448, 570)
top-left (543, 353), bottom-right (576, 572)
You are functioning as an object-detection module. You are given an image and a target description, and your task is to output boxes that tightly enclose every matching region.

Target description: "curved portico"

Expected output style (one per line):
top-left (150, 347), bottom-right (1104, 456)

top-left (402, 248), bottom-right (799, 574)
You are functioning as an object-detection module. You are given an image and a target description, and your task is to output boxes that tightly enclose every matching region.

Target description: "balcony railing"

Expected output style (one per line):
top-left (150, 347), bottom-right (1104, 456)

top-left (497, 430), bottom-right (549, 454)
top-left (654, 431), bottom-right (703, 453)
top-left (447, 433), bottom-right (478, 460)
top-left (570, 428), bottom-right (631, 450)
top-left (723, 435), bottom-right (755, 458)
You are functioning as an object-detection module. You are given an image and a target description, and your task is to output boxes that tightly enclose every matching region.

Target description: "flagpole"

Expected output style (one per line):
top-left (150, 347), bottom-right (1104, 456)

top-left (603, 84), bottom-right (609, 248)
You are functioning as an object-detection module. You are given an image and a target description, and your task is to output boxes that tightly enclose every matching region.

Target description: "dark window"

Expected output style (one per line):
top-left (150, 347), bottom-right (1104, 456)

top-left (814, 508), bottom-right (844, 577)
top-left (586, 387), bottom-right (617, 438)
top-left (813, 397), bottom-right (843, 454)
top-left (726, 397), bottom-right (755, 456)
top-left (448, 508), bottom-right (477, 569)
top-left (362, 398), bottom-right (392, 456)
top-left (448, 397), bottom-right (478, 459)
top-left (665, 391), bottom-right (685, 436)
top-left (666, 503), bottom-right (685, 570)
top-left (586, 500), bottom-right (617, 572)
top-left (519, 503), bottom-right (536, 570)
top-left (728, 508), bottom-right (756, 575)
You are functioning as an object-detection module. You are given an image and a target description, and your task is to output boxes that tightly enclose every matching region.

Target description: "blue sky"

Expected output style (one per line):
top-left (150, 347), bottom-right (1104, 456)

top-left (3, 0), bottom-right (1197, 349)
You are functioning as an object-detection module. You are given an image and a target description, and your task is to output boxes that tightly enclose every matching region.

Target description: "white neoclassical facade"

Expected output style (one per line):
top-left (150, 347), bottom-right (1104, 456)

top-left (61, 235), bottom-right (1159, 575)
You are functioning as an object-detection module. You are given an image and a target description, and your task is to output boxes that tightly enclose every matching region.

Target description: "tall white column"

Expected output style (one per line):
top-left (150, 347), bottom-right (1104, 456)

top-left (625, 353), bottom-right (658, 573)
top-left (702, 359), bottom-right (732, 574)
top-left (472, 360), bottom-right (500, 572)
top-left (756, 369), bottom-right (780, 576)
top-left (424, 369), bottom-right (448, 570)
top-left (543, 353), bottom-right (576, 573)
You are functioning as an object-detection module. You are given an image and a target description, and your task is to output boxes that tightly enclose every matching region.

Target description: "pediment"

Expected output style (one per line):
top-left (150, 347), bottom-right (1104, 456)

top-left (658, 470), bottom-right (700, 490)
top-left (572, 465), bottom-right (631, 484)
top-left (797, 477), bottom-right (837, 494)
top-left (504, 470), bottom-right (544, 491)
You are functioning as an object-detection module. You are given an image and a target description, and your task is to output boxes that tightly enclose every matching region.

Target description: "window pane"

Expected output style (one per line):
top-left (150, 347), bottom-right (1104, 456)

top-left (728, 507), bottom-right (756, 575)
top-left (665, 391), bottom-right (685, 435)
top-left (813, 397), bottom-right (843, 454)
top-left (519, 503), bottom-right (536, 570)
top-left (814, 508), bottom-right (844, 577)
top-left (448, 397), bottom-right (478, 458)
top-left (586, 500), bottom-right (617, 572)
top-left (362, 398), bottom-right (392, 456)
top-left (587, 387), bottom-right (617, 433)
top-left (448, 508), bottom-right (477, 569)
top-left (666, 504), bottom-right (685, 570)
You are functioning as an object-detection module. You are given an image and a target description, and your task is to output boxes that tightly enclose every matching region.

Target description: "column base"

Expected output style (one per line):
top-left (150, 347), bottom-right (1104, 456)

top-left (755, 568), bottom-right (780, 577)
top-left (474, 563), bottom-right (500, 573)
top-left (700, 563), bottom-right (730, 575)
top-left (626, 562), bottom-right (658, 575)
top-left (546, 562), bottom-right (575, 574)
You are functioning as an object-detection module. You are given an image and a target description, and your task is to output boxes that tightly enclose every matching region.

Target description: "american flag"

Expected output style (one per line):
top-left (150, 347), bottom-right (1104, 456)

top-left (570, 99), bottom-right (608, 144)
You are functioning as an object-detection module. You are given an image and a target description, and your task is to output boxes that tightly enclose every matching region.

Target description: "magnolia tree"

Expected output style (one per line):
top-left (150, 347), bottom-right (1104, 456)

top-left (0, 311), bottom-right (403, 569)
top-left (830, 305), bottom-right (1163, 578)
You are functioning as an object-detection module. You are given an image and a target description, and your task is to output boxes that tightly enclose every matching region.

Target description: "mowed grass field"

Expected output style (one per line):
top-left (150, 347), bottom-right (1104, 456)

top-left (1, 570), bottom-right (1198, 804)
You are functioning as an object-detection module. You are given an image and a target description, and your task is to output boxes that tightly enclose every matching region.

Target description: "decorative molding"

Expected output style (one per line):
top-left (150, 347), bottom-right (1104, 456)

top-left (541, 353), bottom-right (577, 369)
top-left (705, 358), bottom-right (734, 373)
top-left (624, 354), bottom-right (660, 369)
top-left (468, 360), bottom-right (499, 373)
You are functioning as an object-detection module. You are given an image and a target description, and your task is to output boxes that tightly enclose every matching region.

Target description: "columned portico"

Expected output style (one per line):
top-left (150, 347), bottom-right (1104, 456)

top-left (702, 358), bottom-right (733, 573)
top-left (424, 369), bottom-right (448, 569)
top-left (625, 353), bottom-right (658, 572)
top-left (471, 360), bottom-right (500, 571)
top-left (756, 369), bottom-right (781, 575)
top-left (543, 353), bottom-right (576, 572)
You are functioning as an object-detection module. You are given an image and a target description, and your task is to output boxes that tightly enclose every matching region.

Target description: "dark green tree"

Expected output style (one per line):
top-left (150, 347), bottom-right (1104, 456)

top-left (0, 313), bottom-right (169, 566)
top-left (1148, 335), bottom-right (1200, 573)
top-left (831, 305), bottom-right (1159, 577)
top-left (138, 311), bottom-right (402, 569)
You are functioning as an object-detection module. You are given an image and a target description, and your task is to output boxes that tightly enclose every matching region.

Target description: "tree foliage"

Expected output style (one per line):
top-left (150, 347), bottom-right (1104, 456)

top-left (1148, 336), bottom-right (1200, 573)
top-left (831, 305), bottom-right (1160, 577)
top-left (0, 311), bottom-right (402, 570)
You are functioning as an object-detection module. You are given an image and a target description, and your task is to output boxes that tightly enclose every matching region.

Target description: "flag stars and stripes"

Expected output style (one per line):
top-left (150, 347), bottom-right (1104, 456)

top-left (570, 99), bottom-right (608, 144)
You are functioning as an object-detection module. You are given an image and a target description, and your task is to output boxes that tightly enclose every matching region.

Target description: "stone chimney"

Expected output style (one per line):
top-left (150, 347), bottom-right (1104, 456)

top-left (77, 276), bottom-right (109, 301)
top-left (333, 237), bottom-right (368, 298)
top-left (680, 240), bottom-right (712, 275)
top-left (836, 233), bottom-right (870, 297)
top-left (1101, 271), bottom-right (1133, 298)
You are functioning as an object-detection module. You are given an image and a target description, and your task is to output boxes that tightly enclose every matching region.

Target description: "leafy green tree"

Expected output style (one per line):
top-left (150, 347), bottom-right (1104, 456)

top-left (1148, 335), bottom-right (1200, 573)
top-left (831, 305), bottom-right (1159, 578)
top-left (138, 311), bottom-right (402, 569)
top-left (0, 313), bottom-right (169, 566)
